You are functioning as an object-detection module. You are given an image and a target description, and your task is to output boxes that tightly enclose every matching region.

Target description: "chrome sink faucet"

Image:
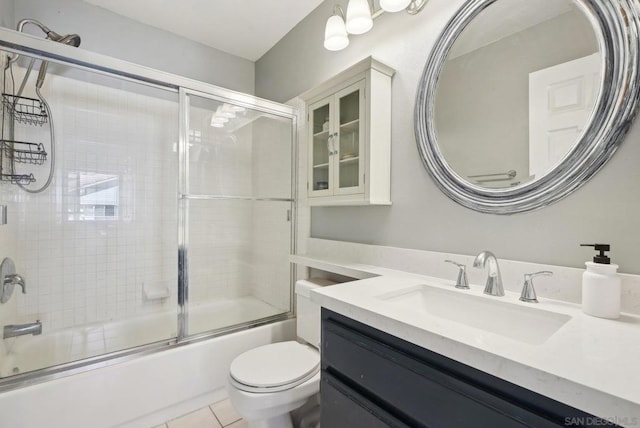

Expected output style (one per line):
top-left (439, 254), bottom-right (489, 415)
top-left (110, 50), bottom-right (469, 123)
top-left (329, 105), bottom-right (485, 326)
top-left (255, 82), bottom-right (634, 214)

top-left (473, 250), bottom-right (505, 296)
top-left (3, 320), bottom-right (42, 339)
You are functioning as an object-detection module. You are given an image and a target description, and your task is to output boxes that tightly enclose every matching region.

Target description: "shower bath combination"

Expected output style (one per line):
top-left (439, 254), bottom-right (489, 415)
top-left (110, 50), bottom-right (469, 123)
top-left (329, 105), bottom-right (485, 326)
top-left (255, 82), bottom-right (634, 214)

top-left (2, 19), bottom-right (81, 193)
top-left (0, 22), bottom-right (296, 427)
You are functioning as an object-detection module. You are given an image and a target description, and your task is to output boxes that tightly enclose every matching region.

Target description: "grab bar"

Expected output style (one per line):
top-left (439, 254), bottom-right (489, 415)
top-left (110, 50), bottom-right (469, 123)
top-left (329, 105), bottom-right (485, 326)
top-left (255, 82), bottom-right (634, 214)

top-left (468, 169), bottom-right (517, 180)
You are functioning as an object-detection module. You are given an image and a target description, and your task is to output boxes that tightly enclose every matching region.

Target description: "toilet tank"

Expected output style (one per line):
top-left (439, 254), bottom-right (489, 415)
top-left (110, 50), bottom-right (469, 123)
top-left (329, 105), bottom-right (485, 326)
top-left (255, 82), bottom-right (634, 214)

top-left (295, 278), bottom-right (336, 348)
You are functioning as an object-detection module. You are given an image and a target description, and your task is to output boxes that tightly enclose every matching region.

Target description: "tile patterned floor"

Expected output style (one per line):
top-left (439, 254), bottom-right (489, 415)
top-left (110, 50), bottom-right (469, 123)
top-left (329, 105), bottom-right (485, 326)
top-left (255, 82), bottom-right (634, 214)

top-left (156, 399), bottom-right (247, 428)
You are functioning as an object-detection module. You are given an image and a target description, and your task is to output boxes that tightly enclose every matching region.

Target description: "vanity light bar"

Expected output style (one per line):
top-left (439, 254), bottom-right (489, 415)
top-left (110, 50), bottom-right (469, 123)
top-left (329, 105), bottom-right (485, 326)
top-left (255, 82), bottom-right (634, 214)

top-left (324, 0), bottom-right (428, 51)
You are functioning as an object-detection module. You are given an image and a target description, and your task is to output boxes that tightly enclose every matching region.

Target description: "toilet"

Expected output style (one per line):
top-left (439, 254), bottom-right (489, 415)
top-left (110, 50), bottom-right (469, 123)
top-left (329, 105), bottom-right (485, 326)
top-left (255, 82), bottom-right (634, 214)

top-left (227, 278), bottom-right (335, 428)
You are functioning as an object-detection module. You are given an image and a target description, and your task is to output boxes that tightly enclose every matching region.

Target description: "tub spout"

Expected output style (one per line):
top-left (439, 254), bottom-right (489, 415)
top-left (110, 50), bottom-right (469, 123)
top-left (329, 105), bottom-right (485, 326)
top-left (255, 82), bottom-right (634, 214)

top-left (3, 320), bottom-right (41, 339)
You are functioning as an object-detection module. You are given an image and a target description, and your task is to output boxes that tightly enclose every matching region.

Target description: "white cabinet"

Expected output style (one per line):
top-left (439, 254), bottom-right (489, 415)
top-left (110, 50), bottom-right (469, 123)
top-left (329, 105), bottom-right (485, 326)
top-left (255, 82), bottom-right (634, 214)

top-left (302, 57), bottom-right (394, 206)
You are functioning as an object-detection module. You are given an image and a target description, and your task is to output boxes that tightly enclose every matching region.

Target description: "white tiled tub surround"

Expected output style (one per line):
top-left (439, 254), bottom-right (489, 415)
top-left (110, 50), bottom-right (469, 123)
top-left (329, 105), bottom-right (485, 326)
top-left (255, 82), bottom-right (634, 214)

top-left (2, 63), bottom-right (180, 333)
top-left (0, 59), bottom-right (294, 369)
top-left (186, 100), bottom-right (293, 326)
top-left (301, 238), bottom-right (640, 314)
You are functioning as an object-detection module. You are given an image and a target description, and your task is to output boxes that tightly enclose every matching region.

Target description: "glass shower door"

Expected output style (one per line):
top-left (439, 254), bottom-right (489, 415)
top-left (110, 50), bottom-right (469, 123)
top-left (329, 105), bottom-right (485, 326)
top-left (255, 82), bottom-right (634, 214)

top-left (180, 90), bottom-right (294, 337)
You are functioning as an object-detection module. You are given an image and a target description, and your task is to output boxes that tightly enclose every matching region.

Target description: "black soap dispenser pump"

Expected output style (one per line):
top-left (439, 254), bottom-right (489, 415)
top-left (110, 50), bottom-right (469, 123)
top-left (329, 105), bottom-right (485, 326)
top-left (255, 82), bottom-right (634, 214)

top-left (580, 243), bottom-right (620, 319)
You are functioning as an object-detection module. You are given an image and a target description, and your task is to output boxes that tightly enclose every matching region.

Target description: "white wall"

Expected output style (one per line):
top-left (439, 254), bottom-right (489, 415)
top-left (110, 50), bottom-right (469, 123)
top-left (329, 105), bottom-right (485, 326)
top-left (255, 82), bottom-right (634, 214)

top-left (0, 0), bottom-right (14, 28)
top-left (255, 0), bottom-right (640, 275)
top-left (436, 10), bottom-right (597, 184)
top-left (8, 0), bottom-right (255, 94)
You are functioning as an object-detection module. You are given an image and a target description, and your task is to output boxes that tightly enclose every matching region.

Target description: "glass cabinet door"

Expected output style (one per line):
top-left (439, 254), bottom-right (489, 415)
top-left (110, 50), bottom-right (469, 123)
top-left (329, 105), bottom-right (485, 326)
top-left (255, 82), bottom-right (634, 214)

top-left (335, 81), bottom-right (365, 194)
top-left (309, 97), bottom-right (332, 195)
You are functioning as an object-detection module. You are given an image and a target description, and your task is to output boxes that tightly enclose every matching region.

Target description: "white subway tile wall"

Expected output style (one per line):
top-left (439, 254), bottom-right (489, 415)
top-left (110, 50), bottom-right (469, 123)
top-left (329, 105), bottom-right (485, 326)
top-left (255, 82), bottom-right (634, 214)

top-left (187, 100), bottom-right (293, 315)
top-left (5, 66), bottom-right (179, 332)
top-left (0, 59), bottom-right (294, 367)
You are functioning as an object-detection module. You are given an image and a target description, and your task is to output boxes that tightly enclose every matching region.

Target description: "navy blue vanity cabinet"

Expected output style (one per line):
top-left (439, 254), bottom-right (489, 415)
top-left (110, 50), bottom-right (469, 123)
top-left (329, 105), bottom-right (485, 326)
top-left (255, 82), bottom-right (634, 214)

top-left (320, 309), bottom-right (610, 428)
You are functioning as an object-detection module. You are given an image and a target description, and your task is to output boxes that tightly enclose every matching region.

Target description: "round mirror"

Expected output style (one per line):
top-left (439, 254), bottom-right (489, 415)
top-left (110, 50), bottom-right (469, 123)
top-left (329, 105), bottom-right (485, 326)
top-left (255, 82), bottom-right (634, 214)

top-left (415, 0), bottom-right (640, 214)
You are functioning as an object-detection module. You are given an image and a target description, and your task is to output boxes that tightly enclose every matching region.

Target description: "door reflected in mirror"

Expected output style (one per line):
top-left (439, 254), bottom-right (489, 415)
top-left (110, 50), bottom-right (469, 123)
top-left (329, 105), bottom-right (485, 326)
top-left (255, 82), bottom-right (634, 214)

top-left (433, 0), bottom-right (600, 188)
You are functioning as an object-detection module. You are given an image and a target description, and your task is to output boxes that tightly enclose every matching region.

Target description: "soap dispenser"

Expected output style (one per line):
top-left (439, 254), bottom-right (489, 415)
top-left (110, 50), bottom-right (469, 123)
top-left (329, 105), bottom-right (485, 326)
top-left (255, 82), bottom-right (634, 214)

top-left (580, 244), bottom-right (621, 319)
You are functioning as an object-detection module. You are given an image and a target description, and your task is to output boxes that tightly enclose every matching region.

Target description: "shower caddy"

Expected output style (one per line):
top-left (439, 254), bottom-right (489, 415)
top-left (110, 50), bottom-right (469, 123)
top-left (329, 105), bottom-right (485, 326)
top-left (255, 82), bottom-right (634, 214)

top-left (0, 92), bottom-right (48, 184)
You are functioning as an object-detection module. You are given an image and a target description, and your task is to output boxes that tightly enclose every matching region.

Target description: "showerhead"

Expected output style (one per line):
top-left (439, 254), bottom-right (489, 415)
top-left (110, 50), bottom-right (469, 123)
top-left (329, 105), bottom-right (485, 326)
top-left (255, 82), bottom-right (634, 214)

top-left (8, 19), bottom-right (81, 69)
top-left (35, 32), bottom-right (82, 89)
top-left (47, 31), bottom-right (81, 47)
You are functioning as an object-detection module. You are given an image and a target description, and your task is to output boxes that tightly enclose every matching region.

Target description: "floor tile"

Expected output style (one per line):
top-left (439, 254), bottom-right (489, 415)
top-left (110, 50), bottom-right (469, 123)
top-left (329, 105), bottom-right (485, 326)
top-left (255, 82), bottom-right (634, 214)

top-left (226, 420), bottom-right (248, 428)
top-left (167, 407), bottom-right (221, 428)
top-left (210, 399), bottom-right (241, 426)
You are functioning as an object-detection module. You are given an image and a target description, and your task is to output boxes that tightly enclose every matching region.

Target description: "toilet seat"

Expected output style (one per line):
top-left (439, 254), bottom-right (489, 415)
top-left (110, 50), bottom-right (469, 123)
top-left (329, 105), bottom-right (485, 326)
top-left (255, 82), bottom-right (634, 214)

top-left (230, 341), bottom-right (320, 393)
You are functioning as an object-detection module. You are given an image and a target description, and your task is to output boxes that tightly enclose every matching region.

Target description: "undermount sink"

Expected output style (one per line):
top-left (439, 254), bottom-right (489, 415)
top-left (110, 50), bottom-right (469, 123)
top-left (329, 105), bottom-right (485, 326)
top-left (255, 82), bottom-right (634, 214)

top-left (376, 284), bottom-right (571, 345)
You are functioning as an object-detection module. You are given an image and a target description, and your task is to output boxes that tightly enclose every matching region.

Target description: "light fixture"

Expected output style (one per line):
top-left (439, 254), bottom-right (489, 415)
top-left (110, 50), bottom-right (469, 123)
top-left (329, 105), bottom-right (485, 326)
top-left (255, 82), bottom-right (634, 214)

top-left (324, 5), bottom-right (349, 51)
top-left (324, 0), bottom-right (428, 51)
top-left (346, 0), bottom-right (373, 35)
top-left (230, 105), bottom-right (246, 113)
top-left (217, 104), bottom-right (235, 119)
top-left (210, 114), bottom-right (229, 127)
top-left (380, 0), bottom-right (411, 13)
top-left (211, 116), bottom-right (228, 124)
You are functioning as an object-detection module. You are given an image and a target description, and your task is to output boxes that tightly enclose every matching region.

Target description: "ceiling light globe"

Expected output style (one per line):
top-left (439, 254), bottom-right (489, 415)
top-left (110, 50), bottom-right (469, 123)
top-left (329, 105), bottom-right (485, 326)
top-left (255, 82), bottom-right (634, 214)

top-left (324, 15), bottom-right (349, 51)
top-left (217, 105), bottom-right (235, 119)
top-left (210, 115), bottom-right (228, 126)
top-left (380, 0), bottom-right (412, 13)
top-left (346, 0), bottom-right (373, 34)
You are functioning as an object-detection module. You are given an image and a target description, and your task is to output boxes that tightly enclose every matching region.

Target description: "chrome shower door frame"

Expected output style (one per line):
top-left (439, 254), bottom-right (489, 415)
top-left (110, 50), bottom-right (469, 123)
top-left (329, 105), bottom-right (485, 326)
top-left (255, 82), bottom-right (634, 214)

top-left (178, 87), bottom-right (298, 341)
top-left (0, 27), bottom-right (298, 391)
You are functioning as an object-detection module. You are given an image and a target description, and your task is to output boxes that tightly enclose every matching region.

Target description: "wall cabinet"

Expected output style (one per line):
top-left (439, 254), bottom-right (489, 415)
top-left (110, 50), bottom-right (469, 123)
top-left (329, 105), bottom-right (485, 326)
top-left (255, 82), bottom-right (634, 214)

top-left (321, 309), bottom-right (608, 428)
top-left (302, 57), bottom-right (394, 206)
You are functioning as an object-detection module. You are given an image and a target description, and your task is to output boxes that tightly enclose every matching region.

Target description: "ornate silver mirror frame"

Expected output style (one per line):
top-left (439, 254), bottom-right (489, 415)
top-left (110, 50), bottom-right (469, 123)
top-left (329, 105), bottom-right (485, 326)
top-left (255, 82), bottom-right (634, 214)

top-left (414, 0), bottom-right (640, 214)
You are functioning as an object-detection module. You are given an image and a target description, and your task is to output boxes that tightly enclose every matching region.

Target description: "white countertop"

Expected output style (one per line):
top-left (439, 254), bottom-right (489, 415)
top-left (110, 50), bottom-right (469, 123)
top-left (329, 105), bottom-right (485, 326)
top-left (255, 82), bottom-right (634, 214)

top-left (293, 255), bottom-right (640, 425)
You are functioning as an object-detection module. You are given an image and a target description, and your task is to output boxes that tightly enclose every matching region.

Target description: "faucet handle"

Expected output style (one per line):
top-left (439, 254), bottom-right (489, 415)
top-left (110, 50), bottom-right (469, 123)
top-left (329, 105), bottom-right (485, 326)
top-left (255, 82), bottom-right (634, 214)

top-left (5, 274), bottom-right (26, 294)
top-left (444, 260), bottom-right (470, 289)
top-left (520, 271), bottom-right (553, 303)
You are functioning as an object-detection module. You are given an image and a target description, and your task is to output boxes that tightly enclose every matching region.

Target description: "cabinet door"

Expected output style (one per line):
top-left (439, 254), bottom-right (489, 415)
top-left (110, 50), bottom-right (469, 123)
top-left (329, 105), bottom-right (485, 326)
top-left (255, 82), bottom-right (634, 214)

top-left (333, 80), bottom-right (365, 195)
top-left (322, 372), bottom-right (411, 428)
top-left (308, 96), bottom-right (333, 197)
top-left (323, 310), bottom-right (600, 428)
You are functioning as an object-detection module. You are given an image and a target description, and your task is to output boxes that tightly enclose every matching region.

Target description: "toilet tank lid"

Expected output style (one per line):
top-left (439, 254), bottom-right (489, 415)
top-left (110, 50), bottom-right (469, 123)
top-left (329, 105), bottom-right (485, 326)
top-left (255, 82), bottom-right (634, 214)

top-left (295, 278), bottom-right (336, 298)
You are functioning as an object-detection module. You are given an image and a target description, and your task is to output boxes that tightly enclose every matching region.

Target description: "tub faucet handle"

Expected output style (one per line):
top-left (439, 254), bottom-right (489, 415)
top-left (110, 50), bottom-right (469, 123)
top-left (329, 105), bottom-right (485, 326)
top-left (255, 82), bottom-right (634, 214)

top-left (520, 271), bottom-right (553, 303)
top-left (5, 274), bottom-right (26, 294)
top-left (444, 260), bottom-right (469, 289)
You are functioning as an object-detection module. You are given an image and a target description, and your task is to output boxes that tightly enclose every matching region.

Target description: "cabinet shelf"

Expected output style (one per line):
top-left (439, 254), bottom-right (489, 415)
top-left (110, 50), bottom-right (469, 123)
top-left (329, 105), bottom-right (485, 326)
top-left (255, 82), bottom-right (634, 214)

top-left (304, 56), bottom-right (394, 206)
top-left (340, 119), bottom-right (359, 133)
top-left (339, 156), bottom-right (359, 164)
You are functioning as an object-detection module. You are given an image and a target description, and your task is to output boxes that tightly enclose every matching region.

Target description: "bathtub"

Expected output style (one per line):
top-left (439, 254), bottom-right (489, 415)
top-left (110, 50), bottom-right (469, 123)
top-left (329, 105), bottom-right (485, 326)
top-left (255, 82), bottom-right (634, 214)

top-left (0, 296), bottom-right (286, 377)
top-left (0, 297), bottom-right (294, 428)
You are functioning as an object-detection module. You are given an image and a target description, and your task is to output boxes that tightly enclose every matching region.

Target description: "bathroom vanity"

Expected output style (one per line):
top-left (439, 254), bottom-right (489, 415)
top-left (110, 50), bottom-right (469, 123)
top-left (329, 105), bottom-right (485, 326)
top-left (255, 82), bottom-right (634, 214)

top-left (321, 309), bottom-right (594, 427)
top-left (292, 243), bottom-right (640, 428)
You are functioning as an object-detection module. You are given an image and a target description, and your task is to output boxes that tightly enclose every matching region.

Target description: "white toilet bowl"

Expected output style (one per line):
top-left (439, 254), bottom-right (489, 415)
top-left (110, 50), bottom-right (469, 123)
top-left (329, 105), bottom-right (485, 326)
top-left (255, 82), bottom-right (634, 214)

top-left (226, 279), bottom-right (334, 428)
top-left (228, 340), bottom-right (320, 427)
